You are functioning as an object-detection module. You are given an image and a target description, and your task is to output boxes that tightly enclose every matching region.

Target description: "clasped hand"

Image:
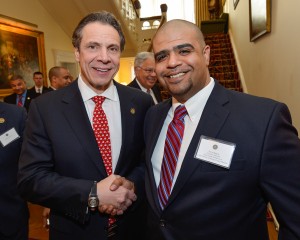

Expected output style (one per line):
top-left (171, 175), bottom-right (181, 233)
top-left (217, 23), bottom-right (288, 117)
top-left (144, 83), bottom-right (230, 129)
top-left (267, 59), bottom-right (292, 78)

top-left (95, 174), bottom-right (136, 216)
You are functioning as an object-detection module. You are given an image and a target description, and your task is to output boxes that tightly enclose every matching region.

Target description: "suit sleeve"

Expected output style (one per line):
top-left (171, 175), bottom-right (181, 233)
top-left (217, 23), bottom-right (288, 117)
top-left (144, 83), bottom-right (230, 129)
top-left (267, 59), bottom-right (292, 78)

top-left (260, 102), bottom-right (300, 239)
top-left (17, 100), bottom-right (92, 223)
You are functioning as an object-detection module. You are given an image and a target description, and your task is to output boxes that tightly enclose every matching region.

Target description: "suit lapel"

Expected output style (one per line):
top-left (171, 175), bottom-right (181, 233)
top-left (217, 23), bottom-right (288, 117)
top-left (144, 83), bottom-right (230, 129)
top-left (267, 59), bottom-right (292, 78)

top-left (147, 100), bottom-right (172, 212)
top-left (0, 105), bottom-right (8, 134)
top-left (148, 100), bottom-right (172, 163)
top-left (114, 82), bottom-right (139, 173)
top-left (133, 78), bottom-right (142, 90)
top-left (60, 82), bottom-right (107, 176)
top-left (166, 82), bottom-right (231, 208)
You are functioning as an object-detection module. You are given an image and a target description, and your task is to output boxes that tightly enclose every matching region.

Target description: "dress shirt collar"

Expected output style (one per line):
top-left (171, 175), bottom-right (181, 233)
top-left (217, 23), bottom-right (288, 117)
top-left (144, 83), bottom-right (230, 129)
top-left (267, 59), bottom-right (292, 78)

top-left (17, 90), bottom-right (27, 105)
top-left (171, 77), bottom-right (215, 122)
top-left (35, 86), bottom-right (42, 93)
top-left (78, 74), bottom-right (118, 103)
top-left (135, 78), bottom-right (150, 93)
top-left (19, 90), bottom-right (27, 99)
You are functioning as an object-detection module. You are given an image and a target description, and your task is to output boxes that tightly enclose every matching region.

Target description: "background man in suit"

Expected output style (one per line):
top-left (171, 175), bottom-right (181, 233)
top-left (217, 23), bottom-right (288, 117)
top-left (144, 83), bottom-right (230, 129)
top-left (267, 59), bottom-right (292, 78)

top-left (3, 75), bottom-right (34, 112)
top-left (18, 11), bottom-right (152, 240)
top-left (27, 71), bottom-right (50, 98)
top-left (0, 102), bottom-right (29, 239)
top-left (144, 19), bottom-right (300, 239)
top-left (128, 52), bottom-right (162, 104)
top-left (48, 66), bottom-right (72, 91)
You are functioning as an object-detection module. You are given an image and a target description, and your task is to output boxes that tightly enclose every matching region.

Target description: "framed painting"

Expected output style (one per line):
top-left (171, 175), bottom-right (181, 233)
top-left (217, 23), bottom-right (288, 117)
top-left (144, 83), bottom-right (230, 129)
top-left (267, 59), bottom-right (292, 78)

top-left (249, 0), bottom-right (271, 42)
top-left (0, 22), bottom-right (46, 97)
top-left (233, 0), bottom-right (240, 10)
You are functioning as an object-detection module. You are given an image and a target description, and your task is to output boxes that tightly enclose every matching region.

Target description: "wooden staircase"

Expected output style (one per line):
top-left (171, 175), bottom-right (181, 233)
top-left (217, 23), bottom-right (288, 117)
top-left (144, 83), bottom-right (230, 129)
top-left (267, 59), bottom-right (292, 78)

top-left (205, 33), bottom-right (243, 92)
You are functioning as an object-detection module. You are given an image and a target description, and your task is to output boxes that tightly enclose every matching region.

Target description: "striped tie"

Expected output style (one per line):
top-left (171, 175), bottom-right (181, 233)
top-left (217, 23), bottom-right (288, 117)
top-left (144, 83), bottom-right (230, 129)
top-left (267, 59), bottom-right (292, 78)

top-left (158, 105), bottom-right (188, 209)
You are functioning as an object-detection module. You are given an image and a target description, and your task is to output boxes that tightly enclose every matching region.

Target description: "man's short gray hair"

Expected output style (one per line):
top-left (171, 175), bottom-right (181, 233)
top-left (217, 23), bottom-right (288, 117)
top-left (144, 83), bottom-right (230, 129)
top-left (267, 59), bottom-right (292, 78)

top-left (134, 52), bottom-right (155, 68)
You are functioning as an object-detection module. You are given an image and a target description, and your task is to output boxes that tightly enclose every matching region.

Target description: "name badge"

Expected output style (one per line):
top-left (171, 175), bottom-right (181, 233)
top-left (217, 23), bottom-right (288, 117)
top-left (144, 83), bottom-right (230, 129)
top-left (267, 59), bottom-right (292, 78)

top-left (0, 128), bottom-right (20, 147)
top-left (195, 136), bottom-right (236, 169)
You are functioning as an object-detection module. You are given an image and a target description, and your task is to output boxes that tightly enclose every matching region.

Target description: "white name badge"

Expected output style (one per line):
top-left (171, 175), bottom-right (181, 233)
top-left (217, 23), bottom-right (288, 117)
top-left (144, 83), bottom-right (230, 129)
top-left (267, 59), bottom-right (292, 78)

top-left (195, 136), bottom-right (236, 169)
top-left (0, 128), bottom-right (20, 147)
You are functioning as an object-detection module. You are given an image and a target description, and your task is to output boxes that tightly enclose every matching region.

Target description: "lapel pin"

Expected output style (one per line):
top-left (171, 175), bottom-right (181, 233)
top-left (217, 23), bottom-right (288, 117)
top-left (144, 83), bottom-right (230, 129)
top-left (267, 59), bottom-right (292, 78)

top-left (130, 108), bottom-right (136, 115)
top-left (0, 118), bottom-right (5, 123)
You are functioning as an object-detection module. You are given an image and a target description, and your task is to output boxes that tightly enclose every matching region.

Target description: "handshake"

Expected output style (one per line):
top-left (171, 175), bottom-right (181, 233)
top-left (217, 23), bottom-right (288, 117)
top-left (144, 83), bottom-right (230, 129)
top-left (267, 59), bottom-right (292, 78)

top-left (42, 174), bottom-right (136, 229)
top-left (94, 174), bottom-right (137, 216)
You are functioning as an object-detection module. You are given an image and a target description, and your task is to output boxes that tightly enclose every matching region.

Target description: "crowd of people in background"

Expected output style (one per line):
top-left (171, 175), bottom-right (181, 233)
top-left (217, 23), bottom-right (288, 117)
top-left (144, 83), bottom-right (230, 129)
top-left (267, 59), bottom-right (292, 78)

top-left (1, 10), bottom-right (300, 240)
top-left (0, 66), bottom-right (72, 239)
top-left (3, 66), bottom-right (72, 112)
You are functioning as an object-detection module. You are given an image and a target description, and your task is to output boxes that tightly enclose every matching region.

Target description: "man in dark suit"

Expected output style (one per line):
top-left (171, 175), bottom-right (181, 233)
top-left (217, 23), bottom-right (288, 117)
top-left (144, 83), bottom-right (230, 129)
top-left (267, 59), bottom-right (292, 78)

top-left (18, 11), bottom-right (152, 240)
top-left (27, 71), bottom-right (50, 98)
top-left (4, 75), bottom-right (35, 112)
top-left (128, 52), bottom-right (162, 104)
top-left (48, 66), bottom-right (72, 91)
top-left (0, 102), bottom-right (29, 239)
top-left (144, 19), bottom-right (300, 239)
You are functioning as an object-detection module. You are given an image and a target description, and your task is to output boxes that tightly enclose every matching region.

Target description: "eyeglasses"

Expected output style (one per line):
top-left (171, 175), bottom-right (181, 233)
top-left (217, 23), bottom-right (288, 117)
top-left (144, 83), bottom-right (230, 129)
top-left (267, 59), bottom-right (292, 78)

top-left (138, 66), bottom-right (155, 74)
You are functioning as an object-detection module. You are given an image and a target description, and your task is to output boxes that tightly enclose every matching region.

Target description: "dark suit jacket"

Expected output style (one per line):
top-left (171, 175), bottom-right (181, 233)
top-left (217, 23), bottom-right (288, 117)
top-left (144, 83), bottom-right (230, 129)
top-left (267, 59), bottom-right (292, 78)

top-left (18, 80), bottom-right (152, 240)
top-left (27, 86), bottom-right (50, 99)
top-left (3, 90), bottom-right (35, 112)
top-left (128, 78), bottom-right (163, 103)
top-left (144, 81), bottom-right (300, 240)
top-left (47, 87), bottom-right (55, 92)
top-left (0, 102), bottom-right (29, 239)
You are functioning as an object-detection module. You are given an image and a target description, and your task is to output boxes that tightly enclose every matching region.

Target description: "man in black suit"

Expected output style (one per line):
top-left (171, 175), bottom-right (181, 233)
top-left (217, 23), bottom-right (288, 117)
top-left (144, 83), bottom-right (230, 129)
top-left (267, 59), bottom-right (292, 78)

top-left (144, 19), bottom-right (300, 239)
top-left (27, 71), bottom-right (50, 98)
top-left (3, 75), bottom-right (34, 112)
top-left (48, 66), bottom-right (72, 91)
top-left (0, 102), bottom-right (29, 239)
top-left (128, 52), bottom-right (162, 104)
top-left (18, 11), bottom-right (152, 240)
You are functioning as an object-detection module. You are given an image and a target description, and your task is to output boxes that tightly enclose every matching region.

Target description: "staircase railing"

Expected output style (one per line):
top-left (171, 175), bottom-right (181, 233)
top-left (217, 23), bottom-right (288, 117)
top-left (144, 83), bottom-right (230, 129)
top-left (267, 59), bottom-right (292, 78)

top-left (111, 0), bottom-right (140, 54)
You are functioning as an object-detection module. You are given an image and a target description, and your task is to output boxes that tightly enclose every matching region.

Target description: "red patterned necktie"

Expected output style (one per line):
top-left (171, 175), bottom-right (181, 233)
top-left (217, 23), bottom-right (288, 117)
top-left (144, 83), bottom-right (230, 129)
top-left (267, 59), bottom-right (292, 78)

top-left (17, 95), bottom-right (23, 107)
top-left (158, 105), bottom-right (188, 209)
top-left (92, 96), bottom-right (113, 175)
top-left (92, 96), bottom-right (115, 225)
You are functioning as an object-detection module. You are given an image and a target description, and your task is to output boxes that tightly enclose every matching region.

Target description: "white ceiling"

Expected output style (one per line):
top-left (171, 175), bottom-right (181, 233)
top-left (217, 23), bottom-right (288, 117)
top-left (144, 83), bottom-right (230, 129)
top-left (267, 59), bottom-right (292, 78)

top-left (38, 0), bottom-right (137, 57)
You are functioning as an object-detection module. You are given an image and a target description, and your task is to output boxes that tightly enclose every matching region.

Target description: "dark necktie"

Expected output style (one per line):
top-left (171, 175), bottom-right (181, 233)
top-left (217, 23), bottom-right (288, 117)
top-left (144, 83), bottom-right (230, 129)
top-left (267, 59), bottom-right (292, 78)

top-left (157, 105), bottom-right (188, 209)
top-left (17, 95), bottom-right (23, 107)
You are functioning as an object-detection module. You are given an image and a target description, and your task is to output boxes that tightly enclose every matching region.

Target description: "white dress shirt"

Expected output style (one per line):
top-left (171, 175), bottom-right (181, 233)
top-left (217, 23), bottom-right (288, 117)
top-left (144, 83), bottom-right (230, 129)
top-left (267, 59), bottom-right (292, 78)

top-left (151, 78), bottom-right (215, 190)
top-left (35, 86), bottom-right (43, 93)
top-left (78, 75), bottom-right (122, 172)
top-left (136, 79), bottom-right (158, 104)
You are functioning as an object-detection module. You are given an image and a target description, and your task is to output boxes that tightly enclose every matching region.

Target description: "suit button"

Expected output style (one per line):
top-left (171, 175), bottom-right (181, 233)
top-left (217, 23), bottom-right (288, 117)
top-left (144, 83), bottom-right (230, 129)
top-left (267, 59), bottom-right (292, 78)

top-left (160, 219), bottom-right (166, 227)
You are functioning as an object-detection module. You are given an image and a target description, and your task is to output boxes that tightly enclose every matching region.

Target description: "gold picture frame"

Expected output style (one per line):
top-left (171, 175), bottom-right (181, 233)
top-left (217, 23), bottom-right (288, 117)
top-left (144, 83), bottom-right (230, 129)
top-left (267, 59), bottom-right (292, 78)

top-left (0, 22), bottom-right (46, 97)
top-left (249, 0), bottom-right (271, 42)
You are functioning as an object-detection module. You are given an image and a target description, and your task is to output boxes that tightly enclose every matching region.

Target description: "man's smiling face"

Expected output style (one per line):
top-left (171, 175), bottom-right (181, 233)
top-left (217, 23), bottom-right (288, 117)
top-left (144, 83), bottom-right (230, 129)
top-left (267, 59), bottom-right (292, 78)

top-left (153, 20), bottom-right (211, 103)
top-left (75, 22), bottom-right (121, 94)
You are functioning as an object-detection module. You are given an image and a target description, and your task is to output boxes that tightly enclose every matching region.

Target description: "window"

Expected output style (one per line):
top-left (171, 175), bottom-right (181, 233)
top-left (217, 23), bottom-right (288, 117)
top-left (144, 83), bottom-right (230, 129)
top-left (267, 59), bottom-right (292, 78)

top-left (152, 20), bottom-right (160, 28)
top-left (139, 0), bottom-right (195, 23)
top-left (142, 21), bottom-right (151, 30)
